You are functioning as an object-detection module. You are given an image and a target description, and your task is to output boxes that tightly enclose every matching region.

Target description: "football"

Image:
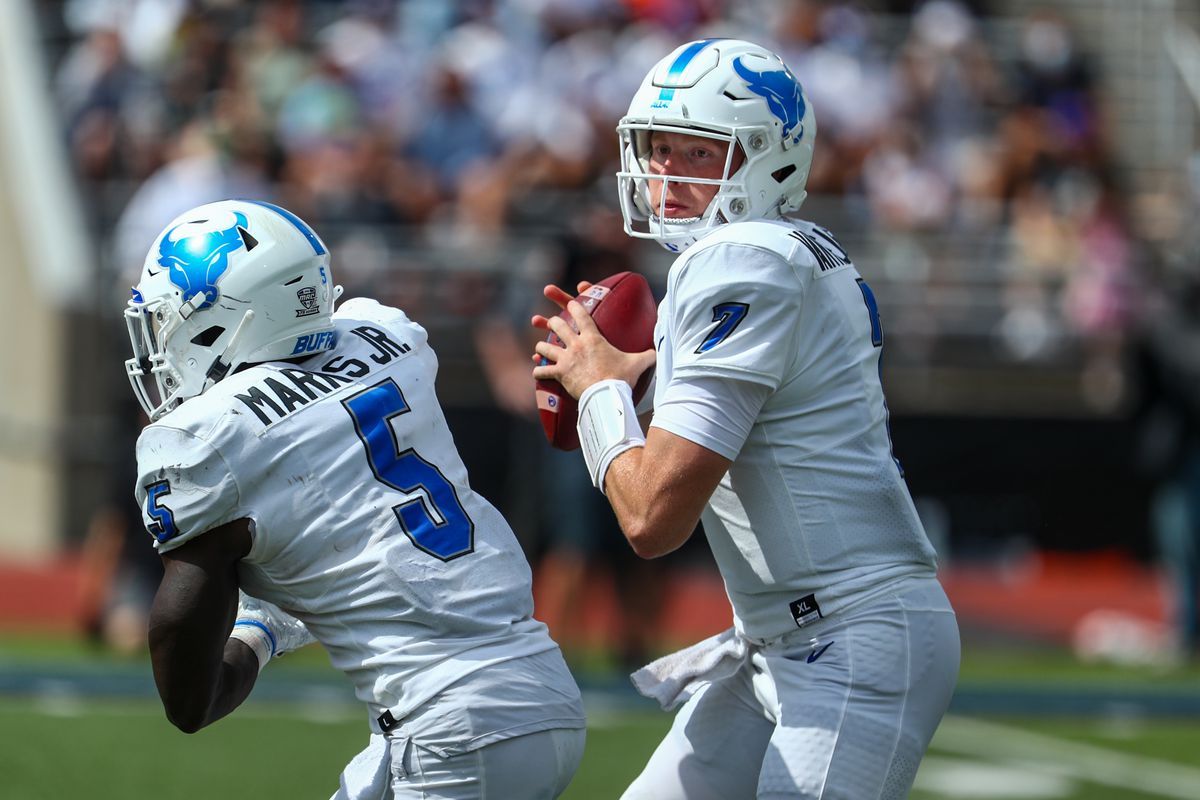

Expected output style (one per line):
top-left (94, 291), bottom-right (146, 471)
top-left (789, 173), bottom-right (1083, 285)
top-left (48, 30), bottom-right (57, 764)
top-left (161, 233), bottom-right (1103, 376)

top-left (536, 271), bottom-right (657, 451)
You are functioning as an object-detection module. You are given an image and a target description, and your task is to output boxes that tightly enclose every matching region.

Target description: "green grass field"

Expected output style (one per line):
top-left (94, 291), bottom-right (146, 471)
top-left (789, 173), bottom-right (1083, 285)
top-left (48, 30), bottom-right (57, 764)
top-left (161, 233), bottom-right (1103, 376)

top-left (2, 635), bottom-right (1200, 799)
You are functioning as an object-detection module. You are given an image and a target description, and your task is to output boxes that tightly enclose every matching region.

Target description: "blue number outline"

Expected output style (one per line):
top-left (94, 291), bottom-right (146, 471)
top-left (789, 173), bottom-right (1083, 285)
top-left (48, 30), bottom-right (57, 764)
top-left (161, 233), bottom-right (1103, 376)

top-left (342, 379), bottom-right (474, 561)
top-left (856, 277), bottom-right (902, 473)
top-left (145, 480), bottom-right (179, 543)
top-left (856, 278), bottom-right (883, 347)
top-left (696, 302), bottom-right (750, 354)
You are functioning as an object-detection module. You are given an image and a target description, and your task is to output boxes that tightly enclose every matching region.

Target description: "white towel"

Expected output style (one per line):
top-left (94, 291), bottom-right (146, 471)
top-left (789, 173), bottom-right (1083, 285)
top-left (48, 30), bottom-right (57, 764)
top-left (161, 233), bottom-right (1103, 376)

top-left (330, 732), bottom-right (401, 800)
top-left (630, 627), bottom-right (750, 711)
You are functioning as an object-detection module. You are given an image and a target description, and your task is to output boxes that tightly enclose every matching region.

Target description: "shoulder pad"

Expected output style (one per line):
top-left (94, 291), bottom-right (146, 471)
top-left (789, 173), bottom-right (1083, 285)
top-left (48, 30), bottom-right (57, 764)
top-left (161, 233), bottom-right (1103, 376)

top-left (333, 298), bottom-right (427, 347)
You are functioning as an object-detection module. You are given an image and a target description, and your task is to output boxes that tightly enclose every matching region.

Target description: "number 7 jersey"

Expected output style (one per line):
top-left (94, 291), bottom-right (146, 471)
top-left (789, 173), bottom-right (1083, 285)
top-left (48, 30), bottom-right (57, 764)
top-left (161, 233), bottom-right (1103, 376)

top-left (134, 298), bottom-right (562, 720)
top-left (650, 219), bottom-right (940, 640)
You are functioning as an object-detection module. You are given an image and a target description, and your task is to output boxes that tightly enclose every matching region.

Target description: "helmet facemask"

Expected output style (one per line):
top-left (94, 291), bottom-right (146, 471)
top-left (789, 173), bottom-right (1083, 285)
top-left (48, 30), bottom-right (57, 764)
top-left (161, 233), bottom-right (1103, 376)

top-left (618, 122), bottom-right (774, 252)
top-left (125, 288), bottom-right (256, 421)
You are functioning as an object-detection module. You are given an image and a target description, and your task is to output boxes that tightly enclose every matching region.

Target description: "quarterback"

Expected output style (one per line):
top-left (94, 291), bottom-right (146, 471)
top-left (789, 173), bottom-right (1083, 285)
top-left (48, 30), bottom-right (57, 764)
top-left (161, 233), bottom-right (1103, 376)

top-left (128, 199), bottom-right (585, 799)
top-left (534, 39), bottom-right (959, 798)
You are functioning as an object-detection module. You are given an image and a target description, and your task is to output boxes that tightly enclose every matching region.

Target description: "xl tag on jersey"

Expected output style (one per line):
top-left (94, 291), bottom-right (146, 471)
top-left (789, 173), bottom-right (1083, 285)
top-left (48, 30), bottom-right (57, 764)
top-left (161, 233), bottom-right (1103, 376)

top-left (789, 593), bottom-right (823, 628)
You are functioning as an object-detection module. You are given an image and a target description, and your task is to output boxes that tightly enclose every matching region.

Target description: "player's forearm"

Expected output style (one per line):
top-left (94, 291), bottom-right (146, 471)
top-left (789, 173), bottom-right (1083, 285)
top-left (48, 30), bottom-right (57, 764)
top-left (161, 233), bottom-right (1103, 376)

top-left (203, 639), bottom-right (261, 725)
top-left (604, 448), bottom-right (701, 558)
top-left (149, 627), bottom-right (260, 734)
top-left (149, 605), bottom-right (260, 733)
top-left (602, 425), bottom-right (732, 557)
top-left (147, 548), bottom-right (259, 733)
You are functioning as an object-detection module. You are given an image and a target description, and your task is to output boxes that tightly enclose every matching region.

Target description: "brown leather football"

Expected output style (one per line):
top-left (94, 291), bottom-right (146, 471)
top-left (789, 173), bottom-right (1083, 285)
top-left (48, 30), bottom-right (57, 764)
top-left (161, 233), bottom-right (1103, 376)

top-left (536, 271), bottom-right (656, 451)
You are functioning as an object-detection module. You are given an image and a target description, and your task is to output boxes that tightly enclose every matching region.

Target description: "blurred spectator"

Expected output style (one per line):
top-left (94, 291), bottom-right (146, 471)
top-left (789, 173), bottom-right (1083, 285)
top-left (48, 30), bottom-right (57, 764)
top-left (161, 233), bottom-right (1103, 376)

top-left (314, 12), bottom-right (420, 132)
top-left (900, 1), bottom-right (1002, 163)
top-left (1135, 273), bottom-right (1200, 657)
top-left (407, 61), bottom-right (499, 195)
top-left (63, 0), bottom-right (189, 70)
top-left (1132, 142), bottom-right (1200, 659)
top-left (111, 120), bottom-right (269, 289)
top-left (862, 122), bottom-right (954, 232)
top-left (525, 209), bottom-right (667, 670)
top-left (1013, 10), bottom-right (1105, 165)
top-left (235, 0), bottom-right (313, 122)
top-left (535, 443), bottom-right (666, 670)
top-left (275, 54), bottom-right (361, 156)
top-left (76, 403), bottom-right (162, 655)
top-left (780, 3), bottom-right (896, 195)
top-left (56, 20), bottom-right (149, 193)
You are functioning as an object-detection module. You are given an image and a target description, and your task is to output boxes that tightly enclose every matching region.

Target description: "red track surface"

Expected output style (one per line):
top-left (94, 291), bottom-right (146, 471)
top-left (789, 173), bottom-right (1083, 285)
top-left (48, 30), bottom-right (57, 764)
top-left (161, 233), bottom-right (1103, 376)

top-left (0, 550), bottom-right (1172, 644)
top-left (0, 554), bottom-right (87, 632)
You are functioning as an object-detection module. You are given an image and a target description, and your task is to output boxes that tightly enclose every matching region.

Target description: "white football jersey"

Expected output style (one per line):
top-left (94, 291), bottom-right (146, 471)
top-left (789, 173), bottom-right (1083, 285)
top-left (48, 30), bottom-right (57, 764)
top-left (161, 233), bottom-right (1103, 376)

top-left (651, 219), bottom-right (939, 640)
top-left (135, 298), bottom-right (574, 727)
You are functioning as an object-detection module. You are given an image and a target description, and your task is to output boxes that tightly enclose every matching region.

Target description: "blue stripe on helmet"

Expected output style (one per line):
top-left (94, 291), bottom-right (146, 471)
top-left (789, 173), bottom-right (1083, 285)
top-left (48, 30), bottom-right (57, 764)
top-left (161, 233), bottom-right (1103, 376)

top-left (241, 199), bottom-right (327, 255)
top-left (657, 38), bottom-right (720, 103)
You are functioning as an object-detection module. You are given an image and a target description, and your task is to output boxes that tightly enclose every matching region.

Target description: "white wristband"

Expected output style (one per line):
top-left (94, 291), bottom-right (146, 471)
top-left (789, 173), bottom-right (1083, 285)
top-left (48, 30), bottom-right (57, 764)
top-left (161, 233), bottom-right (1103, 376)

top-left (577, 379), bottom-right (645, 494)
top-left (229, 620), bottom-right (275, 673)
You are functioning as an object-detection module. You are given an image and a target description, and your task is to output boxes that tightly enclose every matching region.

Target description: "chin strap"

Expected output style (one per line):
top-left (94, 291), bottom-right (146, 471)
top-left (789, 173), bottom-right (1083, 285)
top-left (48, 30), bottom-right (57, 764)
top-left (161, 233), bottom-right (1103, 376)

top-left (577, 379), bottom-right (646, 494)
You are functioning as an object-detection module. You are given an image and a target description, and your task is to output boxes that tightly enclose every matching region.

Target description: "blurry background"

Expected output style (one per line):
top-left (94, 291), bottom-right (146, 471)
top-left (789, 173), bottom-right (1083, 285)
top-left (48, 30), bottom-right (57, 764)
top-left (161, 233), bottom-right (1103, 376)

top-left (3, 0), bottom-right (1200, 797)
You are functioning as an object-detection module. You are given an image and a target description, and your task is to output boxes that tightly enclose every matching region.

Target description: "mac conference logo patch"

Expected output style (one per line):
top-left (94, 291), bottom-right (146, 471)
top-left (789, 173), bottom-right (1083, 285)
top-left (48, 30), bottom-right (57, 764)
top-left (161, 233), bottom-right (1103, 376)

top-left (296, 286), bottom-right (319, 317)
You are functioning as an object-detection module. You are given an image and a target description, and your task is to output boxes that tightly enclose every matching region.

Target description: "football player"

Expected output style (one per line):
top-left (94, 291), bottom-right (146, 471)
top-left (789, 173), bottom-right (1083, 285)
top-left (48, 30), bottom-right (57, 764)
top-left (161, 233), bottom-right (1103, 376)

top-left (128, 199), bottom-right (585, 799)
top-left (533, 39), bottom-right (959, 799)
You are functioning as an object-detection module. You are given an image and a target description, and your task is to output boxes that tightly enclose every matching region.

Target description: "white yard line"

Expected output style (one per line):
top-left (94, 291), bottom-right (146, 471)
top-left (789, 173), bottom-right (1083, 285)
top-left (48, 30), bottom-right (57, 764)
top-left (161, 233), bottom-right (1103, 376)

top-left (915, 755), bottom-right (1075, 799)
top-left (932, 715), bottom-right (1200, 800)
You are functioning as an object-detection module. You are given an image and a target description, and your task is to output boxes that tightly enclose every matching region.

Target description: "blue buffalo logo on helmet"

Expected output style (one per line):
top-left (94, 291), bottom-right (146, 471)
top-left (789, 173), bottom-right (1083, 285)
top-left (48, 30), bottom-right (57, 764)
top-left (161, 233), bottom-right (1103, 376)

top-left (732, 57), bottom-right (806, 146)
top-left (157, 211), bottom-right (249, 310)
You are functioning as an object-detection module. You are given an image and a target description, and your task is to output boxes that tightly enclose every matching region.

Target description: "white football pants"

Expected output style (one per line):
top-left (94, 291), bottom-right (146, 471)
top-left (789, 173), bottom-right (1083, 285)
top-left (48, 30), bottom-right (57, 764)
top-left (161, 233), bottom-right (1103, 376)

top-left (332, 726), bottom-right (585, 800)
top-left (622, 578), bottom-right (959, 800)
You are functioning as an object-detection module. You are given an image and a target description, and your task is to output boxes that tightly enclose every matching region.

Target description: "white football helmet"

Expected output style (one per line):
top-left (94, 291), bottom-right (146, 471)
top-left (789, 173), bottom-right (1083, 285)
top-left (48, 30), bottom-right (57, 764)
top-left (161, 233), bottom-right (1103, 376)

top-left (617, 39), bottom-right (817, 252)
top-left (125, 199), bottom-right (341, 421)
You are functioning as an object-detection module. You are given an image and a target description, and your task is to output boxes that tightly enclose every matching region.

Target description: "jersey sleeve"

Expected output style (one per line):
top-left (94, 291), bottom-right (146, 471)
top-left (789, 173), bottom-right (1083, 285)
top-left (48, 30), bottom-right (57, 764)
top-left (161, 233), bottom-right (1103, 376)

top-left (668, 241), bottom-right (804, 390)
top-left (134, 424), bottom-right (241, 555)
top-left (650, 374), bottom-right (772, 461)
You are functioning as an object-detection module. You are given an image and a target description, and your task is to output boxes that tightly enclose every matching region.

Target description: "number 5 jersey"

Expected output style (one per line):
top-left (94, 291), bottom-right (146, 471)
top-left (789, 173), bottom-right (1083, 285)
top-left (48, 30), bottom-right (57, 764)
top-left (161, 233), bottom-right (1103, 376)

top-left (135, 297), bottom-right (581, 734)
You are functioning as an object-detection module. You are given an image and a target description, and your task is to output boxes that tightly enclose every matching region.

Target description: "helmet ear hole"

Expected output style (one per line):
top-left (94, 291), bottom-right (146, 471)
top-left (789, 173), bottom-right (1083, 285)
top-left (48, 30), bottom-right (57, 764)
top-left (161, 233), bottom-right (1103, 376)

top-left (191, 325), bottom-right (226, 347)
top-left (771, 164), bottom-right (797, 183)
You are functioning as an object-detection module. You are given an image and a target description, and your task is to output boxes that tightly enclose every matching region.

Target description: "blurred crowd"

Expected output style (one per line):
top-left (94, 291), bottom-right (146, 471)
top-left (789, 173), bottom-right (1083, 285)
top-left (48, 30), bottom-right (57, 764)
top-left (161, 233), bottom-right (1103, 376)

top-left (53, 0), bottom-right (1142, 377)
top-left (49, 0), bottom-right (1172, 657)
